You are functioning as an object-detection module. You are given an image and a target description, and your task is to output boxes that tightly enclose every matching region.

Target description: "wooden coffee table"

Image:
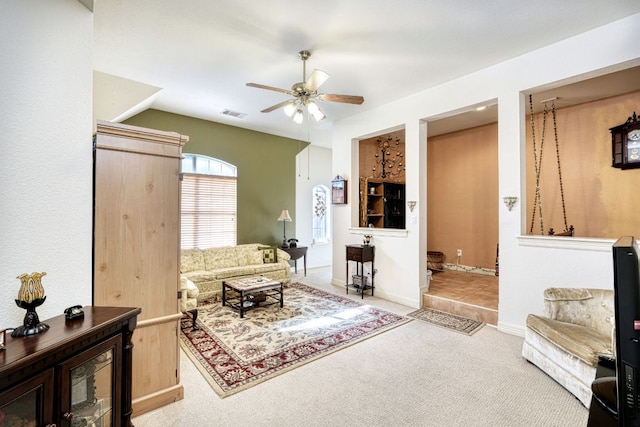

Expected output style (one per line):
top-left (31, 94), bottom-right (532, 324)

top-left (222, 276), bottom-right (283, 318)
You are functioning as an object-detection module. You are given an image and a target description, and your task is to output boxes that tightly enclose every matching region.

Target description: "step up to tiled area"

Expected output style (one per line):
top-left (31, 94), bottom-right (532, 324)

top-left (422, 293), bottom-right (498, 325)
top-left (422, 269), bottom-right (499, 326)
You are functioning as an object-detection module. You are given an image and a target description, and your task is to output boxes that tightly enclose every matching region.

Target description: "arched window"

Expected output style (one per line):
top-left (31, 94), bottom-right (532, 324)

top-left (181, 154), bottom-right (237, 248)
top-left (312, 185), bottom-right (330, 244)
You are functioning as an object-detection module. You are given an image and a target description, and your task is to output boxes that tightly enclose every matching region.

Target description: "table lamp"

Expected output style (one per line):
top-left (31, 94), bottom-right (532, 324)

top-left (277, 209), bottom-right (292, 248)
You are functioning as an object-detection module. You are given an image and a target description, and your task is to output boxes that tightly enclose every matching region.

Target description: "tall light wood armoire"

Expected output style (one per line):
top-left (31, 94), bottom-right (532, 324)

top-left (93, 120), bottom-right (188, 417)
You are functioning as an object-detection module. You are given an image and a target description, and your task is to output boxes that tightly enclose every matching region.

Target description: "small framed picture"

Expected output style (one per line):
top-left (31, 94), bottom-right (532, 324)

top-left (332, 177), bottom-right (347, 205)
top-left (0, 328), bottom-right (6, 350)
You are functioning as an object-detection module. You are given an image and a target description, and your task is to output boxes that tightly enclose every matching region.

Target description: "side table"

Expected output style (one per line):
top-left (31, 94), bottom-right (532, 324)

top-left (281, 246), bottom-right (307, 276)
top-left (346, 244), bottom-right (375, 298)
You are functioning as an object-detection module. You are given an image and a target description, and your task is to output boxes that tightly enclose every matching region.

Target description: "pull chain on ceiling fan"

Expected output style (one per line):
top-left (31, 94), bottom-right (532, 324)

top-left (246, 50), bottom-right (364, 124)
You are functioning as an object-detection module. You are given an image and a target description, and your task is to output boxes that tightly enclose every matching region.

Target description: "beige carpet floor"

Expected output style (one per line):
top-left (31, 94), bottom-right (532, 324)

top-left (133, 267), bottom-right (589, 427)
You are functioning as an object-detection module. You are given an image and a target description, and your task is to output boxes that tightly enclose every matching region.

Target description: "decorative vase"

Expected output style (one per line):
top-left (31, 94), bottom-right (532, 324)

top-left (12, 272), bottom-right (50, 337)
top-left (364, 235), bottom-right (371, 245)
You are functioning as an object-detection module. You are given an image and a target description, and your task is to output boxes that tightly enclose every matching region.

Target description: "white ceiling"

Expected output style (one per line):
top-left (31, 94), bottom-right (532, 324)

top-left (93, 1), bottom-right (640, 146)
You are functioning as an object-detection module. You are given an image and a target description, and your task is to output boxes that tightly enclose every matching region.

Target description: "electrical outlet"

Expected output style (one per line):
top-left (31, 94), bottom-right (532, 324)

top-left (457, 249), bottom-right (462, 257)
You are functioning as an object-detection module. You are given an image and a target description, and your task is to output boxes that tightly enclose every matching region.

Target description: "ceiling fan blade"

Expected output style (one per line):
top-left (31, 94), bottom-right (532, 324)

top-left (246, 82), bottom-right (294, 95)
top-left (261, 99), bottom-right (294, 113)
top-left (318, 93), bottom-right (365, 105)
top-left (304, 69), bottom-right (330, 92)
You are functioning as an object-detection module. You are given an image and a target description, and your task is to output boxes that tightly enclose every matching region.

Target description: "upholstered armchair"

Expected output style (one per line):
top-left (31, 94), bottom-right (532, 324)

top-left (522, 288), bottom-right (615, 407)
top-left (180, 276), bottom-right (199, 331)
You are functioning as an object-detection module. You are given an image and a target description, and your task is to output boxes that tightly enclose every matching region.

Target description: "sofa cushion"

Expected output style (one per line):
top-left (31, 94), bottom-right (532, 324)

top-left (543, 288), bottom-right (614, 337)
top-left (180, 277), bottom-right (200, 299)
top-left (181, 248), bottom-right (205, 273)
top-left (254, 263), bottom-right (288, 275)
top-left (203, 246), bottom-right (239, 270)
top-left (544, 288), bottom-right (593, 301)
top-left (182, 270), bottom-right (217, 284)
top-left (237, 247), bottom-right (264, 265)
top-left (214, 266), bottom-right (257, 280)
top-left (526, 314), bottom-right (613, 366)
top-left (276, 248), bottom-right (291, 261)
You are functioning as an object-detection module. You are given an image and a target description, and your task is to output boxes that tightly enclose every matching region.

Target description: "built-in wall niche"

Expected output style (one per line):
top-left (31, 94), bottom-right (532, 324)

top-left (359, 130), bottom-right (406, 182)
top-left (358, 130), bottom-right (406, 229)
top-left (524, 90), bottom-right (640, 239)
top-left (522, 66), bottom-right (640, 238)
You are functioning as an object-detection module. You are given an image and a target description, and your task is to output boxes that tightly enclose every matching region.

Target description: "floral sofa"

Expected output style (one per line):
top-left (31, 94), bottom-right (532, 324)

top-left (180, 244), bottom-right (291, 302)
top-left (522, 288), bottom-right (615, 408)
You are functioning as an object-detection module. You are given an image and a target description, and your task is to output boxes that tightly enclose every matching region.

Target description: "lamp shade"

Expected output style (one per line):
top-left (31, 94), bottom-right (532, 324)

top-left (283, 101), bottom-right (296, 117)
top-left (307, 101), bottom-right (326, 122)
top-left (292, 109), bottom-right (304, 124)
top-left (277, 209), bottom-right (292, 222)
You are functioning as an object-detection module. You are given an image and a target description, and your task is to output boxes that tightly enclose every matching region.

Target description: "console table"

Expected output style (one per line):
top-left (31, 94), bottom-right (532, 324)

top-left (281, 246), bottom-right (308, 276)
top-left (346, 244), bottom-right (375, 298)
top-left (0, 306), bottom-right (141, 427)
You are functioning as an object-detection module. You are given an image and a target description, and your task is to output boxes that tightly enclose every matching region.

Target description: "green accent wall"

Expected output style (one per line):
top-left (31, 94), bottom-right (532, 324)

top-left (124, 109), bottom-right (308, 246)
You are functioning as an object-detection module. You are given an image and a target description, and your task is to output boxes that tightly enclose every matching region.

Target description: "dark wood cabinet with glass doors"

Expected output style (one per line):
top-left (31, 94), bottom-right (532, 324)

top-left (0, 306), bottom-right (140, 427)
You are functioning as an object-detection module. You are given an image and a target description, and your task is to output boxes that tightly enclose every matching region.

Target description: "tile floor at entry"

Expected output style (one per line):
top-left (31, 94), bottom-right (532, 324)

top-left (423, 269), bottom-right (499, 326)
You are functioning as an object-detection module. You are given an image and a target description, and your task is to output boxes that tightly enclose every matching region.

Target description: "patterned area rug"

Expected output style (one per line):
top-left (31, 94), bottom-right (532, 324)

top-left (180, 282), bottom-right (410, 398)
top-left (407, 307), bottom-right (485, 335)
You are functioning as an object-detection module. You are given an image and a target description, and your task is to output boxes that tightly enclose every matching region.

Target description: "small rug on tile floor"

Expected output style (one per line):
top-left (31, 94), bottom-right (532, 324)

top-left (407, 307), bottom-right (485, 335)
top-left (180, 282), bottom-right (410, 398)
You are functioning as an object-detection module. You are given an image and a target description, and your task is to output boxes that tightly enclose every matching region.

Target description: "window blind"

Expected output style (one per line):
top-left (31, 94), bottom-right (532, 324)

top-left (181, 173), bottom-right (237, 248)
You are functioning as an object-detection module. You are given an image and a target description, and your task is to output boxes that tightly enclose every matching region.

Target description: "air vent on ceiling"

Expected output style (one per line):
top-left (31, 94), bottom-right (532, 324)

top-left (221, 109), bottom-right (247, 119)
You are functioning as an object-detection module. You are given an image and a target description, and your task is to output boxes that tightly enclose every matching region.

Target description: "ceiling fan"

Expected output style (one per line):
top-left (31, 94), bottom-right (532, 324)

top-left (246, 50), bottom-right (364, 123)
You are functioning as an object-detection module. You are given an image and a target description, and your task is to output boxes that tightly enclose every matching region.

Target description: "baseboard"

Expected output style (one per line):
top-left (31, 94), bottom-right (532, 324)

top-left (132, 384), bottom-right (184, 418)
top-left (331, 277), bottom-right (345, 287)
top-left (375, 289), bottom-right (420, 308)
top-left (497, 321), bottom-right (525, 337)
top-left (331, 277), bottom-right (419, 308)
top-left (443, 263), bottom-right (496, 276)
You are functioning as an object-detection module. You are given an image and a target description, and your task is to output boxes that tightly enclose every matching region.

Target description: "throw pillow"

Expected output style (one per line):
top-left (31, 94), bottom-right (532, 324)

top-left (246, 249), bottom-right (265, 265)
top-left (259, 246), bottom-right (278, 263)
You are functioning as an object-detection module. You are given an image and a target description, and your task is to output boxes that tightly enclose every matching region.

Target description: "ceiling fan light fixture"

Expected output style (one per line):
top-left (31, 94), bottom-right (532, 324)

top-left (247, 50), bottom-right (364, 125)
top-left (306, 100), bottom-right (319, 114)
top-left (308, 102), bottom-right (326, 122)
top-left (283, 101), bottom-right (296, 117)
top-left (311, 109), bottom-right (326, 122)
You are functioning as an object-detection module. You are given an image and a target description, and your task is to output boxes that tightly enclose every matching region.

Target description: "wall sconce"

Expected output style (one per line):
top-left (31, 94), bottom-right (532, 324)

top-left (503, 196), bottom-right (518, 211)
top-left (407, 201), bottom-right (416, 212)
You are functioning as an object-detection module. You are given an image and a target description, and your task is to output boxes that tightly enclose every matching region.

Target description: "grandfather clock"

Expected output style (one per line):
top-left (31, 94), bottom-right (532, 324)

top-left (610, 111), bottom-right (640, 169)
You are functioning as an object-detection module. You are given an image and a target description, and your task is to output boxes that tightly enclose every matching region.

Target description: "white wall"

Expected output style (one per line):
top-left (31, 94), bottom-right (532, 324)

top-left (332, 13), bottom-right (640, 335)
top-left (0, 1), bottom-right (93, 327)
top-left (295, 144), bottom-right (333, 269)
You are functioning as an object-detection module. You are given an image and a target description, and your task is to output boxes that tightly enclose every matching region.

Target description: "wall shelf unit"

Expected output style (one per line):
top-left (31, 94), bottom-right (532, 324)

top-left (360, 178), bottom-right (406, 229)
